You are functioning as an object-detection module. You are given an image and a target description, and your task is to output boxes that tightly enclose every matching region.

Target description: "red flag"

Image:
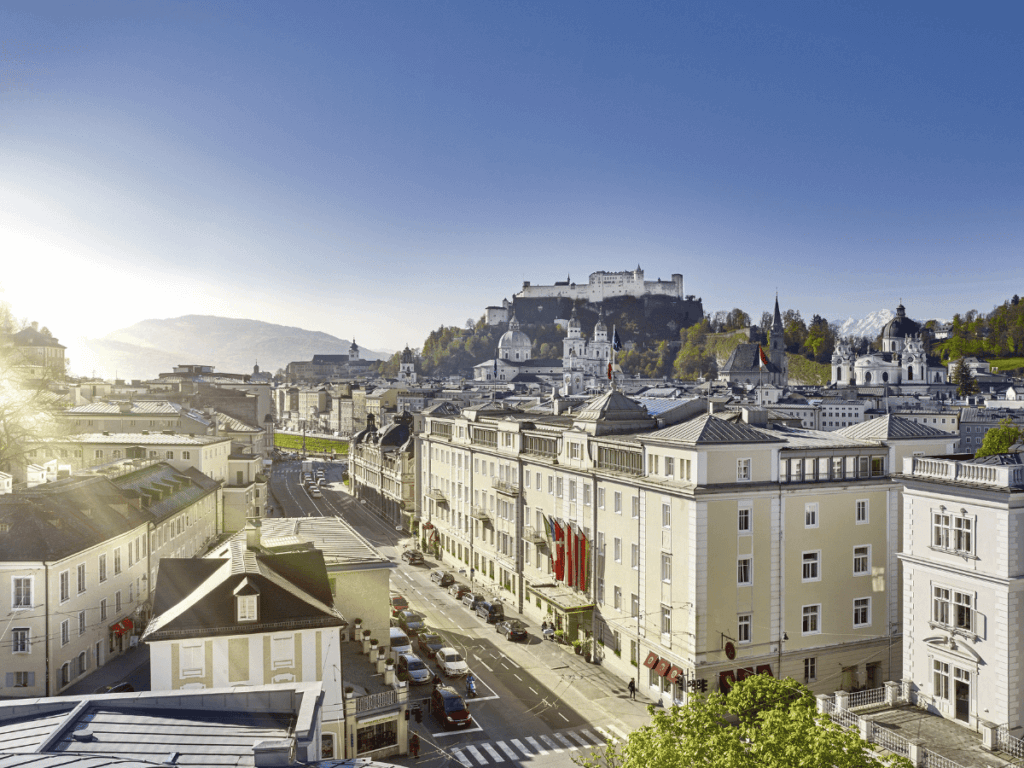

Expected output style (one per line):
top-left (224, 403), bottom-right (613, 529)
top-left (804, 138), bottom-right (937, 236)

top-left (758, 345), bottom-right (769, 368)
top-left (607, 362), bottom-right (613, 380)
top-left (565, 524), bottom-right (575, 587)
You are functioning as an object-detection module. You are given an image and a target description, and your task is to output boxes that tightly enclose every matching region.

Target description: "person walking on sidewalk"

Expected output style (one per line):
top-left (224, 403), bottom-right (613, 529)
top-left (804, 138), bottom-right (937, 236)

top-left (410, 732), bottom-right (420, 758)
top-left (628, 678), bottom-right (636, 700)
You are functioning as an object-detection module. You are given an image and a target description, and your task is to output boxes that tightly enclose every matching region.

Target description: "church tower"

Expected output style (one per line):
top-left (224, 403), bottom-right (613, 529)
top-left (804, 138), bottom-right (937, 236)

top-left (770, 296), bottom-right (788, 386)
top-left (349, 339), bottom-right (360, 362)
top-left (398, 345), bottom-right (417, 384)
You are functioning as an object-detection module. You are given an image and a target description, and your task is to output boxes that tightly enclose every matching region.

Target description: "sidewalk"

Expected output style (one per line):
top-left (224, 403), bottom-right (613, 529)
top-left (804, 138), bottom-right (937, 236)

top-left (61, 645), bottom-right (151, 696)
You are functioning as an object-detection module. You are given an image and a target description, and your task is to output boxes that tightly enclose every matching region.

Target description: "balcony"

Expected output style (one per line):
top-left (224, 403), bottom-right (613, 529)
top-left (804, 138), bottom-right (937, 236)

top-left (902, 456), bottom-right (1024, 488)
top-left (492, 478), bottom-right (520, 497)
top-left (524, 525), bottom-right (547, 546)
top-left (471, 506), bottom-right (494, 525)
top-left (426, 489), bottom-right (448, 505)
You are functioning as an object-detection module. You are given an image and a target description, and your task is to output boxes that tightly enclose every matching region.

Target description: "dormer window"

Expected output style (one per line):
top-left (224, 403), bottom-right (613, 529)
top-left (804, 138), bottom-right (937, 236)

top-left (234, 578), bottom-right (260, 622)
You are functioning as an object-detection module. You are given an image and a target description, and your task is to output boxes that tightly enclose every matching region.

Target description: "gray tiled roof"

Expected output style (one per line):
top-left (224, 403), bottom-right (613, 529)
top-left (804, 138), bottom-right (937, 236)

top-left (66, 401), bottom-right (181, 415)
top-left (720, 344), bottom-right (781, 374)
top-left (643, 414), bottom-right (783, 445)
top-left (836, 415), bottom-right (949, 441)
top-left (63, 433), bottom-right (230, 446)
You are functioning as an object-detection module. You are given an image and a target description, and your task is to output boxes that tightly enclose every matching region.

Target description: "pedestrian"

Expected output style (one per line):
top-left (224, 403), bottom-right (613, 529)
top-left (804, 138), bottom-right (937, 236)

top-left (628, 678), bottom-right (636, 700)
top-left (410, 732), bottom-right (420, 758)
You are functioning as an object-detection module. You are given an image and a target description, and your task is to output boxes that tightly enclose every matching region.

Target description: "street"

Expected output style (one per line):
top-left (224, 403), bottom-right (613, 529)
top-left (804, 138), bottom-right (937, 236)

top-left (270, 459), bottom-right (651, 767)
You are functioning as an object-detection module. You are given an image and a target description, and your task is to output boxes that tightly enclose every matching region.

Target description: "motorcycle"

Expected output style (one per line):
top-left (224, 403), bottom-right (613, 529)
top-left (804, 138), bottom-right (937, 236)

top-left (465, 675), bottom-right (478, 698)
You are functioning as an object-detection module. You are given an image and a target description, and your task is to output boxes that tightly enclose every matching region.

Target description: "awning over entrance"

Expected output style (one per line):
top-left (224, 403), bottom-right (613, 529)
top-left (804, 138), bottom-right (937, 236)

top-left (109, 618), bottom-right (134, 636)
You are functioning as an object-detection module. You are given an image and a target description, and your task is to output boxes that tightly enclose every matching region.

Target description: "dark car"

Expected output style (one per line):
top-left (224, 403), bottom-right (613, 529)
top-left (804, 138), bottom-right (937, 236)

top-left (390, 594), bottom-right (409, 615)
top-left (396, 653), bottom-right (433, 685)
top-left (430, 570), bottom-right (455, 588)
top-left (431, 685), bottom-right (473, 730)
top-left (476, 600), bottom-right (505, 623)
top-left (396, 610), bottom-right (427, 635)
top-left (447, 582), bottom-right (471, 599)
top-left (496, 619), bottom-right (528, 642)
top-left (417, 631), bottom-right (445, 657)
top-left (402, 549), bottom-right (425, 565)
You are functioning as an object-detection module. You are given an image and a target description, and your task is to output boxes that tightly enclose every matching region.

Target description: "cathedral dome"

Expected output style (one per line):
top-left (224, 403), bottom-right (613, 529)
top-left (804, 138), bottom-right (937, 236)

top-left (498, 312), bottom-right (532, 358)
top-left (881, 304), bottom-right (920, 340)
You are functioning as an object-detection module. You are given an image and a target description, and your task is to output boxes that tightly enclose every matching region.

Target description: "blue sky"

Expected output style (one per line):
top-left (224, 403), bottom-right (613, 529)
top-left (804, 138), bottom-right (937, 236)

top-left (1, 1), bottom-right (1021, 357)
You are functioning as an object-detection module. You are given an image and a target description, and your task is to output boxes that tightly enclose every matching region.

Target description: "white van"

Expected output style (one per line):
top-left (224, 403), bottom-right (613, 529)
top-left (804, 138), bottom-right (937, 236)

top-left (390, 627), bottom-right (412, 657)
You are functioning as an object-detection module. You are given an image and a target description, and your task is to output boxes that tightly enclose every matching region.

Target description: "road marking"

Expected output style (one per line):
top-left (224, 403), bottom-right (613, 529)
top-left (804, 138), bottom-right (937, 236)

top-left (538, 734), bottom-right (562, 753)
top-left (465, 694), bottom-right (499, 702)
top-left (500, 663), bottom-right (508, 669)
top-left (558, 712), bottom-right (569, 722)
top-left (481, 743), bottom-right (502, 761)
top-left (594, 726), bottom-right (618, 743)
top-left (568, 731), bottom-right (593, 747)
top-left (528, 686), bottom-right (538, 695)
top-left (513, 673), bottom-right (522, 681)
top-left (477, 659), bottom-right (492, 671)
top-left (607, 724), bottom-right (629, 740)
top-left (497, 741), bottom-right (519, 760)
top-left (525, 736), bottom-right (546, 754)
top-left (450, 747), bottom-right (472, 766)
top-left (511, 738), bottom-right (533, 756)
top-left (465, 744), bottom-right (488, 763)
top-left (432, 726), bottom-right (484, 737)
top-left (554, 733), bottom-right (577, 751)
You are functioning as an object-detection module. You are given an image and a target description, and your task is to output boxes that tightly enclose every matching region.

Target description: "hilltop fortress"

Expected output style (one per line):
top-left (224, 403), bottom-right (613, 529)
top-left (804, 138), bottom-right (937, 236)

top-left (519, 265), bottom-right (685, 302)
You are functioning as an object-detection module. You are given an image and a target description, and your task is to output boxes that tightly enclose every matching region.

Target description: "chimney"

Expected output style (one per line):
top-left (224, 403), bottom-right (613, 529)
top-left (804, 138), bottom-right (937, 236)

top-left (245, 517), bottom-right (262, 551)
top-left (252, 738), bottom-right (294, 767)
top-left (741, 407), bottom-right (768, 427)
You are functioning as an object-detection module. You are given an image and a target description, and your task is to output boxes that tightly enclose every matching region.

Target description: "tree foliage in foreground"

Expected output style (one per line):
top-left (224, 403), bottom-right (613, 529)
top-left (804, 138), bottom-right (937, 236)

top-left (976, 418), bottom-right (1022, 458)
top-left (573, 675), bottom-right (911, 768)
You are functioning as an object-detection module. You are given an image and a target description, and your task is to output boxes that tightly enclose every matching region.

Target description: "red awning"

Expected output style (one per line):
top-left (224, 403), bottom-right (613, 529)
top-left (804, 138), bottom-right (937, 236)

top-left (109, 618), bottom-right (134, 636)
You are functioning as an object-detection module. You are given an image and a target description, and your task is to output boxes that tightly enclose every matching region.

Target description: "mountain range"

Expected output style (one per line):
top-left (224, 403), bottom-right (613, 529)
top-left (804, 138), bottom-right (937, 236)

top-left (837, 309), bottom-right (895, 339)
top-left (66, 316), bottom-right (387, 382)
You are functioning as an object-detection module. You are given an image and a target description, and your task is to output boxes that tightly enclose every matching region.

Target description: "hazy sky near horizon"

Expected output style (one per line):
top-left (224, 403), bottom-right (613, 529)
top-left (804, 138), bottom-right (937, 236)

top-left (1, 1), bottom-right (1021, 354)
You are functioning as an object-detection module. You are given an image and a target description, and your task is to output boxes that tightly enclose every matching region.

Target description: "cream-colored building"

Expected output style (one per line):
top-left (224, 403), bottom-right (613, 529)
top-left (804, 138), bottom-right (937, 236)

top-left (418, 393), bottom-right (955, 704)
top-left (143, 524), bottom-right (348, 756)
top-left (0, 464), bottom-right (219, 697)
top-left (28, 433), bottom-right (233, 479)
top-left (351, 412), bottom-right (417, 532)
top-left (63, 400), bottom-right (210, 435)
top-left (898, 453), bottom-right (1024, 731)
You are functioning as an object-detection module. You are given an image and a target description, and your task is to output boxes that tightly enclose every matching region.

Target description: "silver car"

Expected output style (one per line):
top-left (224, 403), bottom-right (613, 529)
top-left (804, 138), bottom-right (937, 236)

top-left (397, 653), bottom-right (433, 685)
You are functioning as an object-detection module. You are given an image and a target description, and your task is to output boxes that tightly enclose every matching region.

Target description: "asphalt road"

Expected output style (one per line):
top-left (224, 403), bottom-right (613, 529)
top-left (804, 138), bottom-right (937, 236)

top-left (270, 459), bottom-right (650, 767)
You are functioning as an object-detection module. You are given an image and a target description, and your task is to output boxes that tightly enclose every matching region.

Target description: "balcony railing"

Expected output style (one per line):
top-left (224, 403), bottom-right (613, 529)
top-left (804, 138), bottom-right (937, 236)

top-left (903, 456), bottom-right (1024, 488)
top-left (471, 506), bottom-right (494, 524)
top-left (426, 489), bottom-right (448, 505)
top-left (523, 525), bottom-right (547, 545)
top-left (354, 688), bottom-right (399, 713)
top-left (492, 478), bottom-right (520, 497)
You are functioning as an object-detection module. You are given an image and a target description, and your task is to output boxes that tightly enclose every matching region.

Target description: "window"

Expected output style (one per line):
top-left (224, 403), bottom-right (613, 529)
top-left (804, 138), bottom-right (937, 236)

top-left (166, 451), bottom-right (174, 460)
top-left (661, 553), bottom-right (672, 583)
top-left (856, 500), bottom-right (869, 524)
top-left (630, 594), bottom-right (639, 618)
top-left (853, 545), bottom-right (870, 575)
top-left (853, 597), bottom-right (871, 628)
top-left (954, 592), bottom-right (973, 631)
top-left (804, 657), bottom-right (816, 683)
top-left (804, 503), bottom-right (818, 528)
top-left (238, 595), bottom-right (257, 621)
top-left (271, 635), bottom-right (294, 669)
top-left (59, 571), bottom-right (70, 602)
top-left (556, 478), bottom-right (563, 498)
top-left (99, 554), bottom-right (107, 582)
top-left (100, 598), bottom-right (107, 622)
top-left (802, 551), bottom-right (820, 581)
top-left (569, 442), bottom-right (581, 460)
top-left (831, 457), bottom-right (844, 479)
top-left (115, 591), bottom-right (121, 614)
top-left (738, 504), bottom-right (751, 533)
top-left (181, 643), bottom-right (204, 677)
top-left (11, 628), bottom-right (29, 653)
top-left (737, 459), bottom-right (751, 481)
top-left (183, 451), bottom-right (190, 460)
top-left (665, 457), bottom-right (675, 477)
top-left (934, 660), bottom-right (950, 700)
top-left (79, 610), bottom-right (86, 636)
top-left (61, 620), bottom-right (70, 647)
top-left (614, 492), bottom-right (622, 514)
top-left (802, 605), bottom-right (821, 635)
top-left (568, 480), bottom-right (577, 502)
top-left (649, 454), bottom-right (659, 474)
top-left (631, 544), bottom-right (639, 570)
top-left (661, 605), bottom-right (671, 635)
top-left (738, 614), bottom-right (751, 644)
top-left (584, 485), bottom-right (591, 505)
top-left (737, 557), bottom-right (752, 586)
top-left (933, 511), bottom-right (973, 554)
top-left (598, 488), bottom-right (605, 508)
top-left (614, 586), bottom-right (622, 611)
top-left (548, 476), bottom-right (554, 494)
top-left (113, 548), bottom-right (122, 575)
top-left (871, 456), bottom-right (884, 477)
top-left (614, 538), bottom-right (622, 563)
top-left (632, 496), bottom-right (640, 518)
top-left (12, 577), bottom-right (32, 608)
top-left (662, 503), bottom-right (671, 528)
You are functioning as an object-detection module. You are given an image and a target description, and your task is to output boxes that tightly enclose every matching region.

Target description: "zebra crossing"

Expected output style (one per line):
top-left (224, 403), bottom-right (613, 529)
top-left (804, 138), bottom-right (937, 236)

top-left (448, 724), bottom-right (629, 765)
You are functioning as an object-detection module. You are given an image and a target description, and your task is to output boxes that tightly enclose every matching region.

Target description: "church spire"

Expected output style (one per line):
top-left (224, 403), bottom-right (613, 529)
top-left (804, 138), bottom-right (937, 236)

top-left (772, 293), bottom-right (783, 333)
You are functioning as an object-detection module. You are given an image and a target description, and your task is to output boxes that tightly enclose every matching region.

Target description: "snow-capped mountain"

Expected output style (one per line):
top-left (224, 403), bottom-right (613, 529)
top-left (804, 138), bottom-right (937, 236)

top-left (838, 309), bottom-right (895, 339)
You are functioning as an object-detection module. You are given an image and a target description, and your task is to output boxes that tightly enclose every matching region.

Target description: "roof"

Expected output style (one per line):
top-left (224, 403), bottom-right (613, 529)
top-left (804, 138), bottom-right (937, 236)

top-left (60, 433), bottom-right (231, 446)
top-left (213, 411), bottom-right (262, 434)
top-left (9, 327), bottom-right (64, 349)
top-left (720, 344), bottom-right (781, 374)
top-left (311, 354), bottom-right (350, 364)
top-left (882, 304), bottom-right (921, 339)
top-left (112, 464), bottom-right (221, 522)
top-left (572, 390), bottom-right (655, 435)
top-left (255, 517), bottom-right (395, 570)
top-left (66, 401), bottom-right (181, 415)
top-left (144, 536), bottom-right (344, 642)
top-left (836, 415), bottom-right (950, 441)
top-left (643, 414), bottom-right (783, 445)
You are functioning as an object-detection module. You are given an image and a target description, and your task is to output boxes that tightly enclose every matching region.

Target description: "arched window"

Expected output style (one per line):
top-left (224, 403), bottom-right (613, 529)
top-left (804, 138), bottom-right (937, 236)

top-left (865, 372), bottom-right (872, 383)
top-left (836, 367), bottom-right (842, 380)
top-left (907, 366), bottom-right (913, 380)
top-left (882, 372), bottom-right (889, 382)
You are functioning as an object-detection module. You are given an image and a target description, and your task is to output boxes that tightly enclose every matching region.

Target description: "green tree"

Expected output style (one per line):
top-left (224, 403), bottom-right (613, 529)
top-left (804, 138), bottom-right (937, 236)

top-left (573, 674), bottom-right (911, 768)
top-left (976, 418), bottom-right (1022, 457)
top-left (949, 357), bottom-right (979, 397)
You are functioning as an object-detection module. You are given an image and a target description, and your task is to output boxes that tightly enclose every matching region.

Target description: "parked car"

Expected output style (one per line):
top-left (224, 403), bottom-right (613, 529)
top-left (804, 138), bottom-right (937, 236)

top-left (417, 631), bottom-right (445, 657)
top-left (447, 582), bottom-right (471, 599)
top-left (401, 549), bottom-right (425, 565)
top-left (396, 653), bottom-right (432, 685)
top-left (390, 627), bottom-right (413, 656)
top-left (475, 600), bottom-right (505, 624)
top-left (461, 592), bottom-right (484, 610)
top-left (395, 610), bottom-right (426, 635)
top-left (431, 685), bottom-right (473, 730)
top-left (496, 619), bottom-right (528, 642)
top-left (95, 681), bottom-right (134, 694)
top-left (435, 647), bottom-right (469, 677)
top-left (430, 570), bottom-right (455, 588)
top-left (390, 594), bottom-right (409, 615)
